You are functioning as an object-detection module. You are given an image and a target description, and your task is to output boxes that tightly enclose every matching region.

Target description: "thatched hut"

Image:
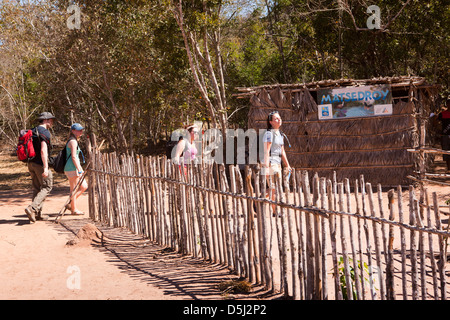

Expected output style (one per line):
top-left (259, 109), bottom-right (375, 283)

top-left (236, 76), bottom-right (440, 186)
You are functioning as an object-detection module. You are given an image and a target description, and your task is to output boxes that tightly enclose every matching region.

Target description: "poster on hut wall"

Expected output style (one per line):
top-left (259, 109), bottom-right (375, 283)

top-left (317, 84), bottom-right (393, 120)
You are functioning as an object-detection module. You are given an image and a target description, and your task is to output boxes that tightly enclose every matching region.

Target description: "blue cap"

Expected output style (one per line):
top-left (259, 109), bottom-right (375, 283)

top-left (71, 123), bottom-right (84, 131)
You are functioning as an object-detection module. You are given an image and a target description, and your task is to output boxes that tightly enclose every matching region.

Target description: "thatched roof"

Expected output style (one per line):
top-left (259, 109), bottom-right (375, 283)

top-left (235, 76), bottom-right (434, 96)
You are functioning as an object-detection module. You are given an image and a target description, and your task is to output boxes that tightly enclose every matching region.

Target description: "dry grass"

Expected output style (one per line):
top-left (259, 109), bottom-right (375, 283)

top-left (0, 151), bottom-right (66, 190)
top-left (217, 279), bottom-right (252, 294)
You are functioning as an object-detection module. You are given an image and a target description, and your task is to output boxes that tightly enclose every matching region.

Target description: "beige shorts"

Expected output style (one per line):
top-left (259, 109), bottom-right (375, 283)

top-left (262, 163), bottom-right (282, 176)
top-left (65, 171), bottom-right (80, 178)
top-left (262, 164), bottom-right (282, 191)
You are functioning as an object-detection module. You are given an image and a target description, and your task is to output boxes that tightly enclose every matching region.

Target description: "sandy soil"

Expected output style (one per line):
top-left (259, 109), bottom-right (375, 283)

top-left (0, 186), bottom-right (262, 300)
top-left (0, 187), bottom-right (166, 300)
top-left (0, 152), bottom-right (277, 301)
top-left (1, 152), bottom-right (449, 300)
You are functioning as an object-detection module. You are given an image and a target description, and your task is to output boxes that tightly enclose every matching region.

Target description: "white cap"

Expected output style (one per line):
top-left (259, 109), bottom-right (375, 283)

top-left (186, 125), bottom-right (199, 133)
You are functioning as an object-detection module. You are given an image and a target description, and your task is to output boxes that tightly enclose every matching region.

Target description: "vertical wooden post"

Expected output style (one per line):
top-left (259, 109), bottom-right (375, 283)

top-left (229, 165), bottom-right (241, 275)
top-left (398, 185), bottom-right (407, 300)
top-left (354, 178), bottom-right (366, 300)
top-left (425, 188), bottom-right (439, 299)
top-left (218, 164), bottom-right (233, 269)
top-left (160, 157), bottom-right (170, 246)
top-left (259, 165), bottom-right (273, 291)
top-left (320, 177), bottom-right (327, 300)
top-left (345, 178), bottom-right (362, 300)
top-left (288, 170), bottom-right (300, 300)
top-left (165, 159), bottom-right (173, 247)
top-left (413, 190), bottom-right (426, 300)
top-left (194, 164), bottom-right (208, 260)
top-left (433, 192), bottom-right (447, 300)
top-left (409, 186), bottom-right (418, 300)
top-left (276, 171), bottom-right (289, 297)
top-left (312, 173), bottom-right (322, 300)
top-left (245, 166), bottom-right (257, 284)
top-left (367, 182), bottom-right (385, 300)
top-left (338, 182), bottom-right (353, 300)
top-left (199, 163), bottom-right (212, 261)
top-left (235, 166), bottom-right (250, 279)
top-left (386, 189), bottom-right (396, 300)
top-left (87, 149), bottom-right (97, 221)
top-left (327, 179), bottom-right (340, 300)
top-left (377, 184), bottom-right (388, 264)
top-left (296, 171), bottom-right (306, 299)
top-left (301, 170), bottom-right (315, 300)
top-left (210, 164), bottom-right (223, 264)
top-left (360, 176), bottom-right (376, 300)
top-left (253, 165), bottom-right (266, 287)
top-left (179, 162), bottom-right (189, 255)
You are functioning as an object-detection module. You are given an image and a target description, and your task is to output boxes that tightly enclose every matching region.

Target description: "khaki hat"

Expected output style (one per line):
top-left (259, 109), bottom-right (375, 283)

top-left (37, 112), bottom-right (56, 120)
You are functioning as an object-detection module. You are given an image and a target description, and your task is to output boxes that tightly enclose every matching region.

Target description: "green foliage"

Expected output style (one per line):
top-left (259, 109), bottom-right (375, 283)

top-left (0, 0), bottom-right (448, 152)
top-left (333, 256), bottom-right (378, 300)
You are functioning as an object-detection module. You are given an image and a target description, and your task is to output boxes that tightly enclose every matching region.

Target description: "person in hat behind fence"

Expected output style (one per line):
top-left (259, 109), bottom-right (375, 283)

top-left (172, 123), bottom-right (200, 175)
top-left (24, 112), bottom-right (55, 223)
top-left (64, 123), bottom-right (88, 215)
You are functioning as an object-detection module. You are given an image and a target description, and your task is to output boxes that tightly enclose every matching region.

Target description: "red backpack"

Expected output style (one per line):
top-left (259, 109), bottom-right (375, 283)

top-left (17, 128), bottom-right (37, 162)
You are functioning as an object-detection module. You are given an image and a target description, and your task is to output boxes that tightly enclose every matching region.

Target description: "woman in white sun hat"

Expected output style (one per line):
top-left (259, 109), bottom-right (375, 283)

top-left (173, 123), bottom-right (200, 175)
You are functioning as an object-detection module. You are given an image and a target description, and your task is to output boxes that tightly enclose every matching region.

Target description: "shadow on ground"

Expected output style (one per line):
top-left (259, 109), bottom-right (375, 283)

top-left (52, 217), bottom-right (280, 300)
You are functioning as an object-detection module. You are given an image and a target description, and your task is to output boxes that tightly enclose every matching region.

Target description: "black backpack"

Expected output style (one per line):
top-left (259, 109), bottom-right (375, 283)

top-left (52, 145), bottom-right (68, 174)
top-left (51, 137), bottom-right (76, 174)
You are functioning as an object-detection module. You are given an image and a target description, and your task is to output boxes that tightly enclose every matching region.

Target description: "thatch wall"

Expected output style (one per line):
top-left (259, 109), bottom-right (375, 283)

top-left (238, 77), bottom-right (439, 186)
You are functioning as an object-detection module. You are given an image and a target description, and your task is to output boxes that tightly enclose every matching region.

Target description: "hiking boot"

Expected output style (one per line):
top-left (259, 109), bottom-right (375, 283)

top-left (36, 213), bottom-right (49, 221)
top-left (25, 206), bottom-right (36, 223)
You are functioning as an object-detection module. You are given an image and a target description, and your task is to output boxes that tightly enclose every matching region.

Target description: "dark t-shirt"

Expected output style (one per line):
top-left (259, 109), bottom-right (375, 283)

top-left (30, 125), bottom-right (51, 166)
top-left (438, 110), bottom-right (450, 135)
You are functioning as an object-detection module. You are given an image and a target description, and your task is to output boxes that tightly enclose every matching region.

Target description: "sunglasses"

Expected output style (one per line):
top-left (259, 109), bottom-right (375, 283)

top-left (268, 111), bottom-right (280, 121)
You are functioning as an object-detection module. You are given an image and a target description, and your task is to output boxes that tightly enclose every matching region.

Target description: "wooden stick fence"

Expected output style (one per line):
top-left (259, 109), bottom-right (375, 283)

top-left (88, 150), bottom-right (450, 300)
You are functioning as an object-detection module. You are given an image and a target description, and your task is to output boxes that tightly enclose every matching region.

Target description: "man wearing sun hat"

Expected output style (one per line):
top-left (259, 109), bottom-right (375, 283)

top-left (24, 112), bottom-right (55, 223)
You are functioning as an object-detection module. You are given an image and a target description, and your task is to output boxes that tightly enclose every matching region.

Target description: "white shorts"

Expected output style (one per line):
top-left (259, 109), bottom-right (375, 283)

top-left (262, 163), bottom-right (282, 176)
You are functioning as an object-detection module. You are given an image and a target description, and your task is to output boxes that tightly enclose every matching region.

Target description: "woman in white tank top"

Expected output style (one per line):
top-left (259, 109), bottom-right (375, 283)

top-left (173, 124), bottom-right (199, 175)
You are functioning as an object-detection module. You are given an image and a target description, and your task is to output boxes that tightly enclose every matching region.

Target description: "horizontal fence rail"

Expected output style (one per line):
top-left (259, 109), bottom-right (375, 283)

top-left (88, 151), bottom-right (450, 300)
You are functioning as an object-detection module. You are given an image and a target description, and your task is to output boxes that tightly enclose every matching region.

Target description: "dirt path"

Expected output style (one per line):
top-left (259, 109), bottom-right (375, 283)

top-left (1, 153), bottom-right (449, 300)
top-left (0, 186), bottom-right (252, 300)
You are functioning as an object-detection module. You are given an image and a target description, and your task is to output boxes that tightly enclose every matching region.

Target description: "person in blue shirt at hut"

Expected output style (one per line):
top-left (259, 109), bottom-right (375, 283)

top-left (263, 110), bottom-right (291, 215)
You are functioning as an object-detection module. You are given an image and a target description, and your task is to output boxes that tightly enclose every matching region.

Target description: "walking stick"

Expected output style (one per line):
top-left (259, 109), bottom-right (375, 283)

top-left (54, 161), bottom-right (91, 223)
